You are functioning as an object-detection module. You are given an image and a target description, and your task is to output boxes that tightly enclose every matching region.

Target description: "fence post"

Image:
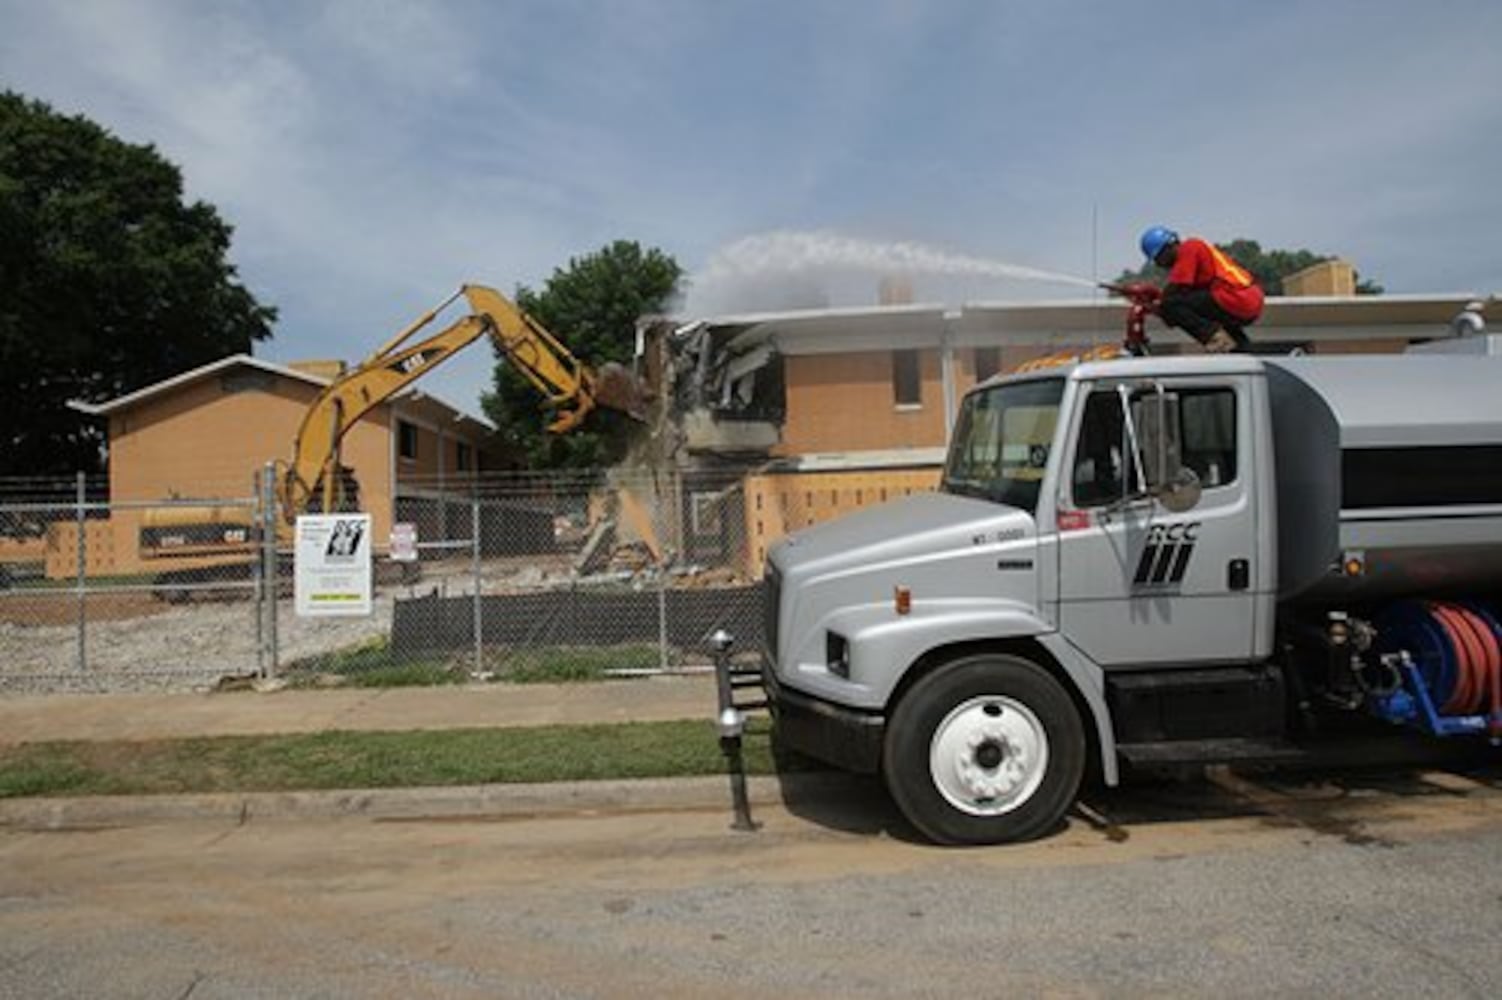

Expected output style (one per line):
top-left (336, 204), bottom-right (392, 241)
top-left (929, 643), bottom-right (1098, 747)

top-left (472, 493), bottom-right (483, 676)
top-left (262, 461), bottom-right (280, 676)
top-left (254, 467), bottom-right (265, 678)
top-left (658, 562), bottom-right (669, 673)
top-left (75, 470), bottom-right (87, 673)
top-left (652, 473), bottom-right (669, 673)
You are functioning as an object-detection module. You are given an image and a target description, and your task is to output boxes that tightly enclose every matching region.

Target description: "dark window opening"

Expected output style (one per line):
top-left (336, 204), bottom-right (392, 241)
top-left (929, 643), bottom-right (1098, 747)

top-left (974, 347), bottom-right (1000, 382)
top-left (398, 420), bottom-right (418, 460)
top-left (1072, 392), bottom-right (1126, 507)
top-left (893, 350), bottom-right (921, 407)
top-left (456, 441), bottom-right (472, 472)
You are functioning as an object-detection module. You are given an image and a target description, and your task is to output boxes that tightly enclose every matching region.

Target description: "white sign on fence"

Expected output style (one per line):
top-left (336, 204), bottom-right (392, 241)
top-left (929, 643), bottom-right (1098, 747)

top-left (294, 514), bottom-right (372, 617)
top-left (390, 521), bottom-right (418, 562)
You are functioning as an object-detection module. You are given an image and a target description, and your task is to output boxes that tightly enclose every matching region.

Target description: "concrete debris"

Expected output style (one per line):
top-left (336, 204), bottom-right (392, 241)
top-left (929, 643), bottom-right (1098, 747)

top-left (574, 518), bottom-right (617, 576)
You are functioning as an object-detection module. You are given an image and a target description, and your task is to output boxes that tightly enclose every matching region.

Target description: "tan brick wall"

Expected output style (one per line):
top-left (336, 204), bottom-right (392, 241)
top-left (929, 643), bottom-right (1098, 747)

top-left (777, 350), bottom-right (949, 455)
top-left (0, 537), bottom-right (45, 566)
top-left (103, 372), bottom-right (397, 573)
top-left (392, 418), bottom-right (493, 484)
top-left (1283, 260), bottom-right (1356, 297)
top-left (44, 520), bottom-right (124, 579)
top-left (743, 466), bottom-right (943, 576)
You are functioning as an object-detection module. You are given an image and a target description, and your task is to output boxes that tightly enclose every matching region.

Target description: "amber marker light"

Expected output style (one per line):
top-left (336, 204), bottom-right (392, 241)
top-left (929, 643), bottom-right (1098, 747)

top-left (894, 586), bottom-right (912, 615)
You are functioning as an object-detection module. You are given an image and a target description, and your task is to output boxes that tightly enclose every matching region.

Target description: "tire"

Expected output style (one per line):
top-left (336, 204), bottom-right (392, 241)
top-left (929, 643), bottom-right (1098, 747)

top-left (882, 654), bottom-right (1085, 845)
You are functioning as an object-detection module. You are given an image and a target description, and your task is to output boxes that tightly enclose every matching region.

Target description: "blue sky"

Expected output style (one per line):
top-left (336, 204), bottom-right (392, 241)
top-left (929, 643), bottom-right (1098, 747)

top-left (3, 0), bottom-right (1499, 414)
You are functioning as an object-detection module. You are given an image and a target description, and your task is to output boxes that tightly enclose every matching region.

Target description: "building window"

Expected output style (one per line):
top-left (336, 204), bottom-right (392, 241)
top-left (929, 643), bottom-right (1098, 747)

top-left (892, 350), bottom-right (921, 407)
top-left (456, 441), bottom-right (472, 472)
top-left (398, 420), bottom-right (418, 461)
top-left (974, 347), bottom-right (1000, 382)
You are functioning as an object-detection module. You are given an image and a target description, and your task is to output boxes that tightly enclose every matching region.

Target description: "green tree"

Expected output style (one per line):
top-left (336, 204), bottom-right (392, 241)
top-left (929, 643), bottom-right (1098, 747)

top-left (1116, 238), bottom-right (1383, 294)
top-left (0, 91), bottom-right (275, 475)
top-left (482, 240), bottom-right (682, 469)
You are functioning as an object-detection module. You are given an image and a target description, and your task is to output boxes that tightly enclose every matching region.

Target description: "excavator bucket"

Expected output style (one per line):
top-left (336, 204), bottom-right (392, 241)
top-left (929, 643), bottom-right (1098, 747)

top-left (592, 362), bottom-right (651, 422)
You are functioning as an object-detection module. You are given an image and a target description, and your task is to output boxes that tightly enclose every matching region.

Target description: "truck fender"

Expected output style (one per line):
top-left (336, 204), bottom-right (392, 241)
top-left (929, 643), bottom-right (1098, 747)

top-left (830, 601), bottom-right (1118, 787)
top-left (1033, 632), bottom-right (1119, 787)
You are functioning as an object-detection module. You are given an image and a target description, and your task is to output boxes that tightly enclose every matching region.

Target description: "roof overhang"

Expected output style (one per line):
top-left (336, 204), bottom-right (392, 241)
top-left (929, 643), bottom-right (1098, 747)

top-left (684, 294), bottom-right (1495, 357)
top-left (67, 354), bottom-right (327, 417)
top-left (68, 353), bottom-right (496, 432)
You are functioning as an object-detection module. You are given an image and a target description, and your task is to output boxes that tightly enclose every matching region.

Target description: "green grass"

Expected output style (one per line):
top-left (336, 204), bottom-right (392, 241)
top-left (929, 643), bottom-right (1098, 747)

top-left (283, 637), bottom-right (469, 688)
top-left (499, 644), bottom-right (662, 683)
top-left (337, 664), bottom-right (469, 688)
top-left (0, 718), bottom-right (816, 799)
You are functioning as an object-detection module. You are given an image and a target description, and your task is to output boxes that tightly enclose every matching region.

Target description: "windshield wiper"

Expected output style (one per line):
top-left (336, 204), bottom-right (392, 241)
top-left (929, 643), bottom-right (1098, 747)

top-left (942, 477), bottom-right (991, 500)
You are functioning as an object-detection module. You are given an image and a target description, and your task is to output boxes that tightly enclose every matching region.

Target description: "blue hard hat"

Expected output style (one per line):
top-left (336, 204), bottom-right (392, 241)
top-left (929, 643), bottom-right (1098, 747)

top-left (1140, 226), bottom-right (1179, 262)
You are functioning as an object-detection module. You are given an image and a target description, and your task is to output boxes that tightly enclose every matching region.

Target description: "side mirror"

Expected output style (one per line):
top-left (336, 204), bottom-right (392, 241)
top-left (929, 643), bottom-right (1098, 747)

top-left (1135, 390), bottom-right (1180, 489)
top-left (1159, 465), bottom-right (1202, 513)
top-left (1121, 384), bottom-right (1201, 511)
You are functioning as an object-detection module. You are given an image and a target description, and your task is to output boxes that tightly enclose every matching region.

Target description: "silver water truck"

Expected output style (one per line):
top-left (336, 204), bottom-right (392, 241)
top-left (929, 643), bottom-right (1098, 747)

top-left (760, 340), bottom-right (1502, 844)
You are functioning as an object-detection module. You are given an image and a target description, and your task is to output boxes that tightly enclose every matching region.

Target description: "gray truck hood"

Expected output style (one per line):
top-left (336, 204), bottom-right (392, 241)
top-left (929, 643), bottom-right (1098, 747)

top-left (770, 491), bottom-right (1033, 581)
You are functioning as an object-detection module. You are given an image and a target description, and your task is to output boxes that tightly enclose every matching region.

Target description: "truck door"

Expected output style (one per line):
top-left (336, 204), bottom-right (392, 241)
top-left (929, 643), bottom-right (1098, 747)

top-left (1056, 378), bottom-right (1257, 666)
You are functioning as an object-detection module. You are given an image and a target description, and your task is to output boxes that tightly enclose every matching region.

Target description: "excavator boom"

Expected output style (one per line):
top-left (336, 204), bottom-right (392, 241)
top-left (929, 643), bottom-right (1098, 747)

top-left (281, 284), bottom-right (646, 521)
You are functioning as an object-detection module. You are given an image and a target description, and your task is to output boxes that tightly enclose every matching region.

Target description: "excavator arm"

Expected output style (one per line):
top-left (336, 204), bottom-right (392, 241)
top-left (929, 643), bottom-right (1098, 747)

top-left (282, 284), bottom-right (646, 520)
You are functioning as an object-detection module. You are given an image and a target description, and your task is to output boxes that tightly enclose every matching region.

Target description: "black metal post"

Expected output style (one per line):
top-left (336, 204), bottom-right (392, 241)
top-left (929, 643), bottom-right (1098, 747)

top-left (710, 628), bottom-right (759, 832)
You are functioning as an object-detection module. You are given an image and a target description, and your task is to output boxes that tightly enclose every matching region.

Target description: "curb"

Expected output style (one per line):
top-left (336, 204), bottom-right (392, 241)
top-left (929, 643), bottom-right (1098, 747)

top-left (0, 773), bottom-right (874, 831)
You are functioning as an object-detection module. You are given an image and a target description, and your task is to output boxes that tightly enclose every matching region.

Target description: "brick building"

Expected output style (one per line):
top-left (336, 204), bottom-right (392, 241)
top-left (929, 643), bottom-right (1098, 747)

top-left (67, 354), bottom-right (504, 574)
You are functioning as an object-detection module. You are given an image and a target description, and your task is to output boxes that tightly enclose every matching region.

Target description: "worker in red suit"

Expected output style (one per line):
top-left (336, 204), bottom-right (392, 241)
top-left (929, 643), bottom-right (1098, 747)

top-left (1139, 227), bottom-right (1264, 353)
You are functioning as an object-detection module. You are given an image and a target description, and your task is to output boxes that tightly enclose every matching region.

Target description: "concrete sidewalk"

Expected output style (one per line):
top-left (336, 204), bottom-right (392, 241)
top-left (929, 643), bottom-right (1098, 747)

top-left (0, 675), bottom-right (719, 746)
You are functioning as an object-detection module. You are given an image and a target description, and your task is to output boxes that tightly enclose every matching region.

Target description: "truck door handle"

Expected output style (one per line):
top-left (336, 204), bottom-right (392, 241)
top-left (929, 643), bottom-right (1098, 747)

top-left (1228, 559), bottom-right (1250, 591)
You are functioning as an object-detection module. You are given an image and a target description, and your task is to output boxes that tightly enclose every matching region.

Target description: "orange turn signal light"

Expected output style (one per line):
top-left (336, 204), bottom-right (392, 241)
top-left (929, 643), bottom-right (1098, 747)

top-left (894, 586), bottom-right (912, 615)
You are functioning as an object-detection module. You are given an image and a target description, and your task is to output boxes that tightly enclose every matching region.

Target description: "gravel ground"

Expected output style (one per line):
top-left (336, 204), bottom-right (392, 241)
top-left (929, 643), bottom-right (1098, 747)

top-left (0, 594), bottom-right (394, 694)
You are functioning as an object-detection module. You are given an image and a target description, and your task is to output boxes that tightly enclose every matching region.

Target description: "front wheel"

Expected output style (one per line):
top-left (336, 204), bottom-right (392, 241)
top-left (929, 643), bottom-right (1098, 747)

top-left (883, 654), bottom-right (1085, 845)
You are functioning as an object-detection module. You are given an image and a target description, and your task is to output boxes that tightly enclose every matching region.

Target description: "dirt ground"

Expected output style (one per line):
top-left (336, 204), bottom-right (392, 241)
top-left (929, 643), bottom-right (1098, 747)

top-left (2, 763), bottom-right (1500, 998)
top-left (0, 591), bottom-right (172, 626)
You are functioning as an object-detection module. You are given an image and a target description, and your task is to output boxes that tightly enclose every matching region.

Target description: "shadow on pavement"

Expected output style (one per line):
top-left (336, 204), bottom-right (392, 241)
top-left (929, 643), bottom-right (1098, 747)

top-left (748, 751), bottom-right (1502, 847)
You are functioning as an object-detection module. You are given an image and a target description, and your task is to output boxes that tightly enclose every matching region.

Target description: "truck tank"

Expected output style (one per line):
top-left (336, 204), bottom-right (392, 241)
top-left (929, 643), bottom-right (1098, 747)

top-left (1265, 355), bottom-right (1502, 606)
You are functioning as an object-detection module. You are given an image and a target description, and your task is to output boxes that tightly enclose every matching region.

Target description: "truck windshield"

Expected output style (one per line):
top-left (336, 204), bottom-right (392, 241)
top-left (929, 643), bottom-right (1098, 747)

top-left (942, 377), bottom-right (1065, 514)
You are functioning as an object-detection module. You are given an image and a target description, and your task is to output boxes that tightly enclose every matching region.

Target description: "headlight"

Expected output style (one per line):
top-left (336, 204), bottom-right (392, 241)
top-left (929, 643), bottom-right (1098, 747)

top-left (826, 631), bottom-right (850, 678)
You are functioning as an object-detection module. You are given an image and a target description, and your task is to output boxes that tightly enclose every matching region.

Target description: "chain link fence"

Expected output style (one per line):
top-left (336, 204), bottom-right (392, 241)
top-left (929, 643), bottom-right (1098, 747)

top-left (1, 466), bottom-right (771, 693)
top-left (281, 467), bottom-right (766, 687)
top-left (0, 473), bottom-right (270, 692)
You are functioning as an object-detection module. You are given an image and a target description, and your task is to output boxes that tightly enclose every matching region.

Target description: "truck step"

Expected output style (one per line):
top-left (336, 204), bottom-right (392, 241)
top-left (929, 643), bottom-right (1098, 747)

top-left (1117, 738), bottom-right (1307, 767)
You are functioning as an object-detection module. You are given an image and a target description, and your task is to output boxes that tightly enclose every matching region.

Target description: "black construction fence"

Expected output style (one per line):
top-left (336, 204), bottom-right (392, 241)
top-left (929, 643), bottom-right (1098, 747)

top-left (391, 583), bottom-right (766, 657)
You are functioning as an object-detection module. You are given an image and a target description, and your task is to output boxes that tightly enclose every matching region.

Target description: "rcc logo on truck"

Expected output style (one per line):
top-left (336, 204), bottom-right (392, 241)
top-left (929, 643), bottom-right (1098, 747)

top-left (1133, 521), bottom-right (1201, 587)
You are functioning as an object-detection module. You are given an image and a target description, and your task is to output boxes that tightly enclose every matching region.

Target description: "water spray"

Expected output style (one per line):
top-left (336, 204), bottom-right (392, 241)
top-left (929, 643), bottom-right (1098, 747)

top-left (686, 230), bottom-right (1097, 314)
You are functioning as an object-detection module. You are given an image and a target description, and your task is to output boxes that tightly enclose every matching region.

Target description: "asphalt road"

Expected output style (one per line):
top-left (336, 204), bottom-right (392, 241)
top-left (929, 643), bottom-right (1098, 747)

top-left (2, 764), bottom-right (1500, 999)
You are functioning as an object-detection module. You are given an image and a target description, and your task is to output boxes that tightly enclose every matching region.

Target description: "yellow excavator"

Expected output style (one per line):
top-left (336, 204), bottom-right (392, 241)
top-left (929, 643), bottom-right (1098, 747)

top-left (140, 284), bottom-right (648, 564)
top-left (281, 283), bottom-right (647, 523)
